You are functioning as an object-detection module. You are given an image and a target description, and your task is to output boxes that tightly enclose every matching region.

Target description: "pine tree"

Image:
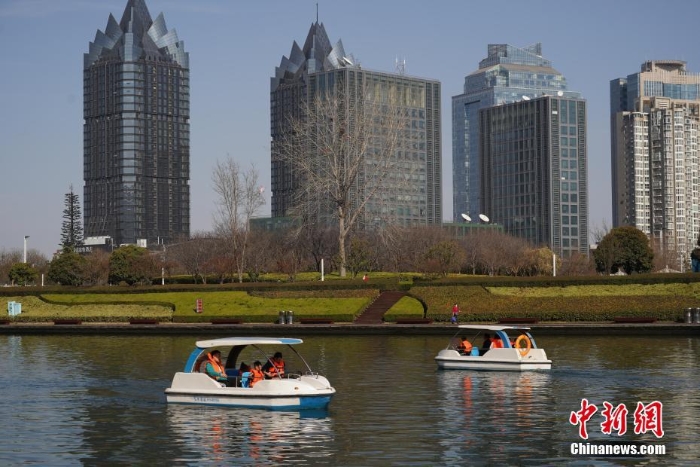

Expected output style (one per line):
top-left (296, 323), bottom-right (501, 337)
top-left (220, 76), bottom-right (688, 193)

top-left (60, 184), bottom-right (83, 252)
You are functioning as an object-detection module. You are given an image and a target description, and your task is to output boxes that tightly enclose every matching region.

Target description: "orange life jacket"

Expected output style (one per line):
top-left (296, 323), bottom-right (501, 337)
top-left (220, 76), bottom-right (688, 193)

top-left (458, 340), bottom-right (473, 353)
top-left (206, 353), bottom-right (226, 378)
top-left (490, 338), bottom-right (504, 349)
top-left (250, 368), bottom-right (264, 386)
top-left (267, 359), bottom-right (285, 377)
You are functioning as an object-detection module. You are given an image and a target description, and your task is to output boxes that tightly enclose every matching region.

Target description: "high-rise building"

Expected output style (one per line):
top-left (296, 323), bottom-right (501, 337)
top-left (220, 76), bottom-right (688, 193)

top-left (271, 22), bottom-right (441, 228)
top-left (452, 44), bottom-right (581, 222)
top-left (83, 0), bottom-right (190, 247)
top-left (611, 61), bottom-right (700, 259)
top-left (480, 96), bottom-right (589, 257)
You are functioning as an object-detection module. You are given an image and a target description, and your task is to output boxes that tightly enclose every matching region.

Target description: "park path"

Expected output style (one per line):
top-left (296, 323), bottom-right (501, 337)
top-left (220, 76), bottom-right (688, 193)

top-left (353, 291), bottom-right (406, 324)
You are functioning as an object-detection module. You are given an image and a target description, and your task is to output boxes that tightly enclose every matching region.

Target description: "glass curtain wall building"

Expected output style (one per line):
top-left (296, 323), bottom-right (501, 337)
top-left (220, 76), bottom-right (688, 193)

top-left (452, 43), bottom-right (580, 221)
top-left (83, 0), bottom-right (190, 247)
top-left (611, 61), bottom-right (700, 260)
top-left (480, 96), bottom-right (589, 258)
top-left (271, 22), bottom-right (441, 228)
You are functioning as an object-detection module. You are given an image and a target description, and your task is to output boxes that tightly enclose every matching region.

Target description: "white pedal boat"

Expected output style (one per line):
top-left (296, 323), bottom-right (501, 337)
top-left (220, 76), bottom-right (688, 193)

top-left (435, 325), bottom-right (552, 371)
top-left (165, 337), bottom-right (336, 410)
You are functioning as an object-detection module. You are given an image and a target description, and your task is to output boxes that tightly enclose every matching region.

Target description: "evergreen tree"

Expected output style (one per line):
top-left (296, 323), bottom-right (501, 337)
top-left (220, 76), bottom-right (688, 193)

top-left (60, 185), bottom-right (83, 252)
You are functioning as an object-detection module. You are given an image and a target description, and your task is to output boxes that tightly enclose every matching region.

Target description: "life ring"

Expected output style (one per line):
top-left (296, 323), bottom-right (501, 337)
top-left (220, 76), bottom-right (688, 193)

top-left (514, 335), bottom-right (531, 356)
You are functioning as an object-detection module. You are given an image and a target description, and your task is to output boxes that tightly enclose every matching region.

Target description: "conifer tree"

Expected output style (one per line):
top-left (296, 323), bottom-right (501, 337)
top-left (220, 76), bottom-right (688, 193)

top-left (60, 184), bottom-right (83, 252)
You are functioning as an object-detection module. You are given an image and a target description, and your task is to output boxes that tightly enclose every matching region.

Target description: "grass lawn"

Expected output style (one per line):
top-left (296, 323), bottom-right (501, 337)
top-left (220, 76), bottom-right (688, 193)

top-left (37, 289), bottom-right (378, 323)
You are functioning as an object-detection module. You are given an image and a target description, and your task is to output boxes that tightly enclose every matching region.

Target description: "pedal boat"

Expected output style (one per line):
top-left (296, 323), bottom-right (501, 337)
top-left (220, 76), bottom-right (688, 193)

top-left (165, 337), bottom-right (336, 410)
top-left (435, 325), bottom-right (552, 371)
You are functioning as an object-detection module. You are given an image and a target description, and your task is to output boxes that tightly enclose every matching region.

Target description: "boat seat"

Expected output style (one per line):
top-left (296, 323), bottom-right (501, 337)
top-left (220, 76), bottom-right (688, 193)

top-left (240, 371), bottom-right (252, 388)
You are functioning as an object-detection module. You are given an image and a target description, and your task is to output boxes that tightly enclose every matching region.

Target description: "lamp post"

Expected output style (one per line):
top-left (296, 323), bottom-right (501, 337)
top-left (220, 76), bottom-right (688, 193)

top-left (23, 235), bottom-right (30, 263)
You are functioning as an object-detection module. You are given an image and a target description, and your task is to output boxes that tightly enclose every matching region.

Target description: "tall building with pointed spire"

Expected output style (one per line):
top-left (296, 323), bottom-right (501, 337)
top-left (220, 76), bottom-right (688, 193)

top-left (83, 0), bottom-right (190, 247)
top-left (271, 22), bottom-right (442, 228)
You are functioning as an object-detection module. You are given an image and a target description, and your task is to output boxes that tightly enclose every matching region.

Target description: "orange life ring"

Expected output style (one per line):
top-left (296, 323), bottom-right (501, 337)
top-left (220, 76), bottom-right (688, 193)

top-left (514, 335), bottom-right (531, 356)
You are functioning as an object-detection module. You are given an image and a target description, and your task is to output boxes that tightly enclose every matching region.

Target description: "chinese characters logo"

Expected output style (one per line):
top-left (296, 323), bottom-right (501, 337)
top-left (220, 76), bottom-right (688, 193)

top-left (569, 399), bottom-right (663, 439)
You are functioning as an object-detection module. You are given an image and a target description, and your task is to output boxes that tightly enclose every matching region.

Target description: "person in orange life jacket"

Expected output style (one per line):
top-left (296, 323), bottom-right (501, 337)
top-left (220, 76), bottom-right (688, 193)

top-left (457, 336), bottom-right (473, 355)
top-left (204, 350), bottom-right (229, 384)
top-left (490, 335), bottom-right (504, 349)
top-left (250, 361), bottom-right (264, 387)
top-left (263, 351), bottom-right (285, 379)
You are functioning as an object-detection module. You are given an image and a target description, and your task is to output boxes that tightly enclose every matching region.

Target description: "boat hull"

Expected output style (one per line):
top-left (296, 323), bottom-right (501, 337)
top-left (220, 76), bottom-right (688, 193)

top-left (164, 392), bottom-right (333, 410)
top-left (435, 349), bottom-right (551, 371)
top-left (165, 373), bottom-right (335, 410)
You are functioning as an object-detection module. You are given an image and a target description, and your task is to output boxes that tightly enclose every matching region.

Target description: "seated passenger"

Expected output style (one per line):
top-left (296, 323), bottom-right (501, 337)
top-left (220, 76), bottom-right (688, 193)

top-left (250, 361), bottom-right (264, 387)
top-left (263, 352), bottom-right (285, 379)
top-left (457, 336), bottom-right (473, 355)
top-left (204, 350), bottom-right (229, 385)
top-left (480, 333), bottom-right (492, 355)
top-left (490, 335), bottom-right (504, 349)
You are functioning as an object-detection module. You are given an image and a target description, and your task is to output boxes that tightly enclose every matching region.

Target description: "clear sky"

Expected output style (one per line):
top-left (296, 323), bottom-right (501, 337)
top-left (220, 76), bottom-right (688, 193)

top-left (2, 0), bottom-right (699, 258)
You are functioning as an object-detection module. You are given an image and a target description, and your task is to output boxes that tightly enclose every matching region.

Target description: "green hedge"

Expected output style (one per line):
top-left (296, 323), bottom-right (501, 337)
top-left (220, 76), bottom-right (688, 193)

top-left (410, 285), bottom-right (689, 322)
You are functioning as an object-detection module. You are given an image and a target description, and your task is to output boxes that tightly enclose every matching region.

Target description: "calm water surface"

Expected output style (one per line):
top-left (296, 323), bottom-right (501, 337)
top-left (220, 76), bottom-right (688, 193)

top-left (0, 333), bottom-right (698, 466)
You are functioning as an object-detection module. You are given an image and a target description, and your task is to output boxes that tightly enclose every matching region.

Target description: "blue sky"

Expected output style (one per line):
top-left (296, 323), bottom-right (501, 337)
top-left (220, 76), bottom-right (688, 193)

top-left (2, 0), bottom-right (699, 257)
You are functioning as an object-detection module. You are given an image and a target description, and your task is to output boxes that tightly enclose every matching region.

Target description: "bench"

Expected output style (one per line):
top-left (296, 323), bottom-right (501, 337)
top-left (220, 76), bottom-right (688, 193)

top-left (299, 318), bottom-right (334, 324)
top-left (395, 319), bottom-right (433, 324)
top-left (210, 319), bottom-right (243, 325)
top-left (498, 317), bottom-right (539, 324)
top-left (53, 319), bottom-right (82, 325)
top-left (129, 319), bottom-right (159, 325)
top-left (612, 317), bottom-right (657, 323)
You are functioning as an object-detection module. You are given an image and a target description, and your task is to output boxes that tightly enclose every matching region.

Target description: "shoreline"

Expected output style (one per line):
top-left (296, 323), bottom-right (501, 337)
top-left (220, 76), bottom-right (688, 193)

top-left (1, 322), bottom-right (699, 336)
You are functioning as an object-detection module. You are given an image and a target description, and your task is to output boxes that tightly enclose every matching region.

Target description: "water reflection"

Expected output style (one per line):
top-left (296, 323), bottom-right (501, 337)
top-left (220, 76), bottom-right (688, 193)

top-left (436, 370), bottom-right (556, 464)
top-left (166, 405), bottom-right (334, 465)
top-left (1, 334), bottom-right (699, 465)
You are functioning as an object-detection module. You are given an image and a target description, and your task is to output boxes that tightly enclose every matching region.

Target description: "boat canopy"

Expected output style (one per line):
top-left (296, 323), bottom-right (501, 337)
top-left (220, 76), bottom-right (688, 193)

top-left (195, 337), bottom-right (303, 349)
top-left (457, 325), bottom-right (531, 332)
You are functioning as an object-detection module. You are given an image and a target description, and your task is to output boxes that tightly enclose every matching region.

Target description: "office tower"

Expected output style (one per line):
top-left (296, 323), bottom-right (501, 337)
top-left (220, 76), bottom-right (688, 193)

top-left (453, 43), bottom-right (581, 222)
top-left (480, 95), bottom-right (589, 258)
top-left (611, 61), bottom-right (700, 259)
top-left (271, 22), bottom-right (441, 228)
top-left (83, 0), bottom-right (190, 247)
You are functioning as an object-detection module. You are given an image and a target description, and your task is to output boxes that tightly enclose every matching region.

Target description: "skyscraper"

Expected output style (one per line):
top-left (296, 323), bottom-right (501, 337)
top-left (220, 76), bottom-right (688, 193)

top-left (480, 96), bottom-right (589, 257)
top-left (452, 44), bottom-right (580, 221)
top-left (271, 22), bottom-right (441, 228)
top-left (611, 61), bottom-right (700, 260)
top-left (83, 0), bottom-right (190, 247)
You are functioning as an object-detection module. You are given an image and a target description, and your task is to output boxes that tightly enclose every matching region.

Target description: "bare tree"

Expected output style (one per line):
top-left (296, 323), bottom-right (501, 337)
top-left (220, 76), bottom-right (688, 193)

top-left (212, 159), bottom-right (266, 283)
top-left (276, 83), bottom-right (410, 277)
top-left (83, 249), bottom-right (110, 286)
top-left (590, 219), bottom-right (611, 244)
top-left (168, 234), bottom-right (218, 284)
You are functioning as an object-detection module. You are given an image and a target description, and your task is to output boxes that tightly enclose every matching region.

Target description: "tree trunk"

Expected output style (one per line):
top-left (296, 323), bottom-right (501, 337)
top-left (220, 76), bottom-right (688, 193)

top-left (338, 213), bottom-right (347, 277)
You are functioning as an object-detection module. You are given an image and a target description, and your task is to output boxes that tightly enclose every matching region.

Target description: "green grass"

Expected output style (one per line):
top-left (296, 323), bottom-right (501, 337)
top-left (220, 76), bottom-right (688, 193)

top-left (4, 277), bottom-right (699, 323)
top-left (410, 285), bottom-right (691, 323)
top-left (39, 289), bottom-right (378, 323)
top-left (4, 296), bottom-right (172, 322)
top-left (487, 283), bottom-right (700, 298)
top-left (383, 296), bottom-right (425, 321)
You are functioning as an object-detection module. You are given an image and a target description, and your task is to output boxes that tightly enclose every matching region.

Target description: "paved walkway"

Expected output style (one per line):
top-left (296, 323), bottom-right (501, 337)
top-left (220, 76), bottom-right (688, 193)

top-left (1, 321), bottom-right (699, 336)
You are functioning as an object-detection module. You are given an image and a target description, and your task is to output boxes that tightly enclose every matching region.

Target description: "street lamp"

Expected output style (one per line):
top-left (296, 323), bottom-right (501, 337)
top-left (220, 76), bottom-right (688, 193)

top-left (23, 235), bottom-right (30, 263)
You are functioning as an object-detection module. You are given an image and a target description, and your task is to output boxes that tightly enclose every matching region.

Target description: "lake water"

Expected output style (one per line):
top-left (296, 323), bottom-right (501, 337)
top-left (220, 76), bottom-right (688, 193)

top-left (0, 333), bottom-right (698, 465)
